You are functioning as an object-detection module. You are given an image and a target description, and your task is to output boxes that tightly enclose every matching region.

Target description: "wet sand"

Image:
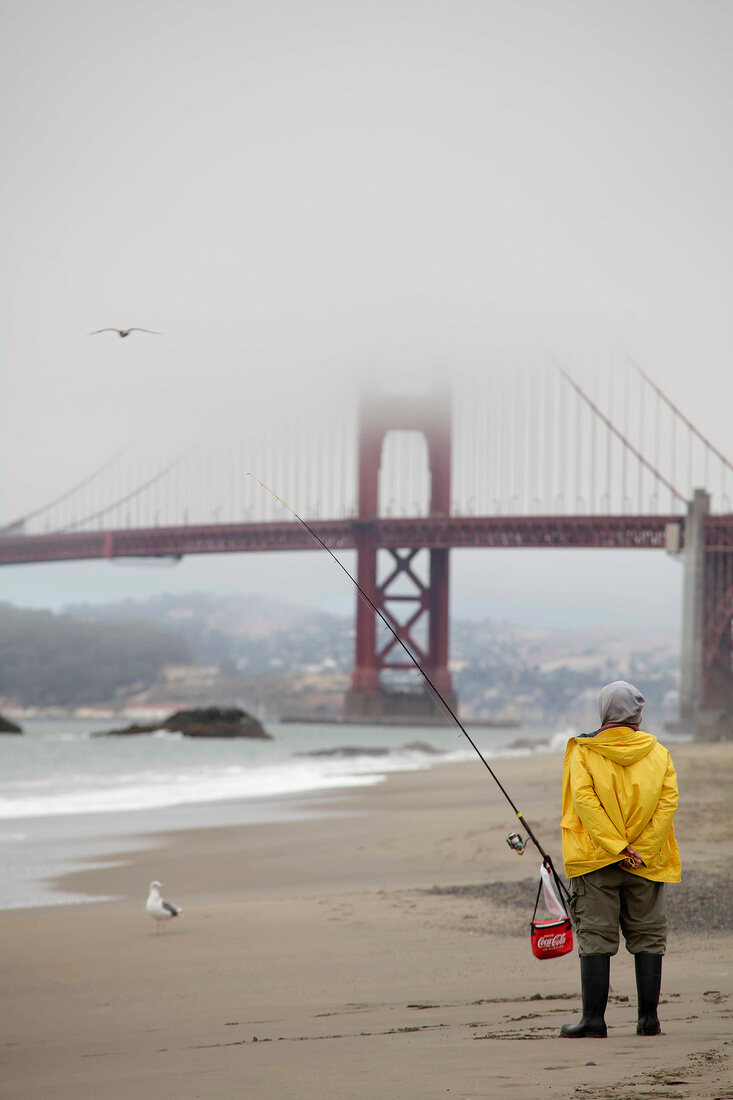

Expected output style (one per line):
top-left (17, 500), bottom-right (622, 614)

top-left (1, 743), bottom-right (731, 1098)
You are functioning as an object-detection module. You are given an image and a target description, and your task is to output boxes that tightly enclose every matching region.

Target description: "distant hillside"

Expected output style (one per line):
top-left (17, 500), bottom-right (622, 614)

top-left (67, 592), bottom-right (354, 674)
top-left (449, 619), bottom-right (679, 727)
top-left (65, 592), bottom-right (680, 726)
top-left (0, 602), bottom-right (191, 707)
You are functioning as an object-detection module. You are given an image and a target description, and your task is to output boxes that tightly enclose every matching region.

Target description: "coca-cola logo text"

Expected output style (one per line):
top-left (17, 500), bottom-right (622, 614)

top-left (536, 933), bottom-right (568, 950)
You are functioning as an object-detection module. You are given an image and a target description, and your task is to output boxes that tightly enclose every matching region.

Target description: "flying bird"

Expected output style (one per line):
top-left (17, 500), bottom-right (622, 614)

top-left (146, 880), bottom-right (182, 932)
top-left (89, 328), bottom-right (161, 338)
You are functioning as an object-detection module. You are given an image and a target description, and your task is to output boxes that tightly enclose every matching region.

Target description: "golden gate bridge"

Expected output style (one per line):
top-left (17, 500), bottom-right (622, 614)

top-left (2, 359), bottom-right (731, 724)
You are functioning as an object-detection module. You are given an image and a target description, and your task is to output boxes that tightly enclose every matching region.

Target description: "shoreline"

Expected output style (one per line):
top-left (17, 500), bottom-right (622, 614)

top-left (1, 744), bottom-right (731, 1099)
top-left (2, 745), bottom-right (501, 911)
top-left (0, 784), bottom-right (363, 911)
top-left (0, 732), bottom-right (576, 911)
top-left (45, 755), bottom-right (545, 908)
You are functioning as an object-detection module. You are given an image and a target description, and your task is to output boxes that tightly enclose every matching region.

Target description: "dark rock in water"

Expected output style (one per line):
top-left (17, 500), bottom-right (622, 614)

top-left (295, 740), bottom-right (443, 760)
top-left (100, 724), bottom-right (154, 736)
top-left (506, 736), bottom-right (549, 751)
top-left (95, 706), bottom-right (270, 739)
top-left (164, 707), bottom-right (270, 739)
top-left (0, 713), bottom-right (22, 734)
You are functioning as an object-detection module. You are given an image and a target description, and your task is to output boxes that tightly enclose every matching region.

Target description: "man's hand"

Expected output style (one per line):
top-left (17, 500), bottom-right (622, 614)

top-left (621, 844), bottom-right (644, 869)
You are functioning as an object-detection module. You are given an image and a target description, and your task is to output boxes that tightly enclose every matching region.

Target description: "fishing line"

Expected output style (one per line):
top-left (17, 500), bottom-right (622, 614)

top-left (247, 473), bottom-right (570, 905)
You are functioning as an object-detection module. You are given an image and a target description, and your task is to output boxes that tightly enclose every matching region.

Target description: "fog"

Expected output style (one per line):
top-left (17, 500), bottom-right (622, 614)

top-left (1, 0), bottom-right (730, 631)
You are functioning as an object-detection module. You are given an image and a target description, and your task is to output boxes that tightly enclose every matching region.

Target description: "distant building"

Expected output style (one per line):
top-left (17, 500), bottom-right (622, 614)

top-left (161, 665), bottom-right (220, 685)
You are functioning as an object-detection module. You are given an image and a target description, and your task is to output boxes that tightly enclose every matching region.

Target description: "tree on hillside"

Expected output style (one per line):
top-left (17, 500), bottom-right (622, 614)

top-left (0, 603), bottom-right (191, 706)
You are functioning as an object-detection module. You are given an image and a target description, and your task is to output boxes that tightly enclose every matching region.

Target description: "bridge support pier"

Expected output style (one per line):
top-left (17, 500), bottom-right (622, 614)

top-left (679, 490), bottom-right (709, 727)
top-left (680, 488), bottom-right (733, 726)
top-left (344, 389), bottom-right (457, 723)
top-left (704, 558), bottom-right (733, 712)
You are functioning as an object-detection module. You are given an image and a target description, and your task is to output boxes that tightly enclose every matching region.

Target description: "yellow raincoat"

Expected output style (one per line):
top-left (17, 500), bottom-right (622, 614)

top-left (561, 725), bottom-right (681, 882)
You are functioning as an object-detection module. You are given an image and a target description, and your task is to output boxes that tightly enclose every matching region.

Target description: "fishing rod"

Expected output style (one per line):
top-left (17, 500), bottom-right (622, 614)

top-left (247, 473), bottom-right (570, 906)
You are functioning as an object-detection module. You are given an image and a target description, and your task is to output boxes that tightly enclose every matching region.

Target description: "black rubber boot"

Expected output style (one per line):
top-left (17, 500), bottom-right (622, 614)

top-left (635, 952), bottom-right (662, 1035)
top-left (560, 954), bottom-right (610, 1038)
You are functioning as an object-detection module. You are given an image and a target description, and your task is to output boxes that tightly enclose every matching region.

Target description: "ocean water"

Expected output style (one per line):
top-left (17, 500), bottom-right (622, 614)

top-left (0, 717), bottom-right (572, 910)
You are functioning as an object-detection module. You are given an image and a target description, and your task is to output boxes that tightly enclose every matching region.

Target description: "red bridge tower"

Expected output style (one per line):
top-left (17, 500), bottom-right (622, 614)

top-left (344, 389), bottom-right (457, 721)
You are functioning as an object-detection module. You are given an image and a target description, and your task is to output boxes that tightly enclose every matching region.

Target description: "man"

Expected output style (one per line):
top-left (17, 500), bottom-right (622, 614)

top-left (559, 681), bottom-right (680, 1038)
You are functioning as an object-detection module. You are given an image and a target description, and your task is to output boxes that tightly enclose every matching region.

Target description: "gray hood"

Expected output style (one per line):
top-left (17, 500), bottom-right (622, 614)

top-left (599, 681), bottom-right (645, 727)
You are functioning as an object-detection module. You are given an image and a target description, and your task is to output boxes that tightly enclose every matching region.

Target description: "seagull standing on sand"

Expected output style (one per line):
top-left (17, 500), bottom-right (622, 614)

top-left (89, 328), bottom-right (161, 338)
top-left (146, 881), bottom-right (182, 932)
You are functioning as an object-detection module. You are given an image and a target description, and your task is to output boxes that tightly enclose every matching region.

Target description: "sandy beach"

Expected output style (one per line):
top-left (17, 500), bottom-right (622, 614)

top-left (1, 742), bottom-right (731, 1099)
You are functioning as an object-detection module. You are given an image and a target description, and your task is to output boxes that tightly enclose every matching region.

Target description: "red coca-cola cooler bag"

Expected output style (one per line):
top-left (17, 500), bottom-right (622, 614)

top-left (531, 917), bottom-right (573, 959)
top-left (530, 870), bottom-right (573, 959)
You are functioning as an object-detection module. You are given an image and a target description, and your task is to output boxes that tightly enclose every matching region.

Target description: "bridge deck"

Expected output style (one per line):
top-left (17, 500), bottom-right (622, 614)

top-left (0, 514), bottom-right (691, 565)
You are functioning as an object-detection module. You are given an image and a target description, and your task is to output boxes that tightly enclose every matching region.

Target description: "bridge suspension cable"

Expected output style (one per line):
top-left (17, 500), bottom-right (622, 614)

top-left (4, 358), bottom-right (729, 538)
top-left (6, 441), bottom-right (134, 527)
top-left (553, 360), bottom-right (687, 506)
top-left (626, 353), bottom-right (733, 474)
top-left (59, 445), bottom-right (198, 532)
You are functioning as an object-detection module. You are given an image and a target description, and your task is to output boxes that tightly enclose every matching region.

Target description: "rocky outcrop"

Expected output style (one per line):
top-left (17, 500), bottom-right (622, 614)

top-left (294, 740), bottom-right (443, 759)
top-left (0, 713), bottom-right (22, 734)
top-left (95, 706), bottom-right (270, 739)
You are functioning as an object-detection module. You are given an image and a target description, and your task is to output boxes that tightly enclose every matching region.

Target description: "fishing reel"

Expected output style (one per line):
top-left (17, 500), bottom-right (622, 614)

top-left (506, 831), bottom-right (527, 855)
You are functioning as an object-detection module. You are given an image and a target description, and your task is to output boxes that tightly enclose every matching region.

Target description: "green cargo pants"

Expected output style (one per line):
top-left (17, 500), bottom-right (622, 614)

top-left (568, 864), bottom-right (667, 956)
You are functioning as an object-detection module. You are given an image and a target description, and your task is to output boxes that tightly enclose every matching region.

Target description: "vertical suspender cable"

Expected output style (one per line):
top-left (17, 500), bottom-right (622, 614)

top-left (559, 371), bottom-right (566, 512)
top-left (510, 370), bottom-right (517, 512)
top-left (638, 370), bottom-right (644, 513)
top-left (671, 411), bottom-right (677, 514)
top-left (590, 372), bottom-right (597, 513)
top-left (460, 390), bottom-right (466, 513)
top-left (480, 379), bottom-right (485, 514)
top-left (575, 385), bottom-right (581, 511)
top-left (542, 364), bottom-right (549, 511)
top-left (521, 365), bottom-right (528, 510)
top-left (606, 371), bottom-right (612, 511)
top-left (622, 366), bottom-right (629, 511)
top-left (495, 370), bottom-right (502, 512)
top-left (655, 391), bottom-right (661, 511)
top-left (722, 456), bottom-right (726, 512)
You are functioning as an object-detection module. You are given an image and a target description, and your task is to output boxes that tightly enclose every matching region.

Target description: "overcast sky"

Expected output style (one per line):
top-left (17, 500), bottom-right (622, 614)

top-left (1, 0), bottom-right (730, 632)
